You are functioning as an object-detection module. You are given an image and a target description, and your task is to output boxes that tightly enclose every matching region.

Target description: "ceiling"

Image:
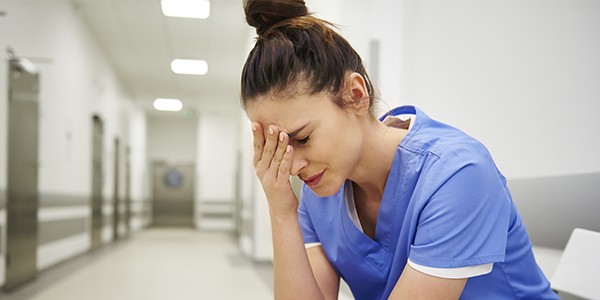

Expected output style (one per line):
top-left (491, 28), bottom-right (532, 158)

top-left (73, 0), bottom-right (251, 116)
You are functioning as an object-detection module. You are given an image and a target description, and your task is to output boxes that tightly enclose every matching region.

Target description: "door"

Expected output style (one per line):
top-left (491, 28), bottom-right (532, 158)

top-left (152, 162), bottom-right (194, 227)
top-left (4, 56), bottom-right (40, 291)
top-left (90, 115), bottom-right (103, 250)
top-left (124, 146), bottom-right (131, 236)
top-left (112, 138), bottom-right (120, 240)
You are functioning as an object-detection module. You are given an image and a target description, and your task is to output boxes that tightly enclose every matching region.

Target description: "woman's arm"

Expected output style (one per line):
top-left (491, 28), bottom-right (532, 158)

top-left (252, 122), bottom-right (338, 299)
top-left (270, 213), bottom-right (340, 300)
top-left (388, 264), bottom-right (467, 300)
top-left (307, 246), bottom-right (341, 299)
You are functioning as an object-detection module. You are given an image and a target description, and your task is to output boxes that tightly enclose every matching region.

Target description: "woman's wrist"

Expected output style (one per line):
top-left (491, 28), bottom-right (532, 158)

top-left (269, 207), bottom-right (299, 224)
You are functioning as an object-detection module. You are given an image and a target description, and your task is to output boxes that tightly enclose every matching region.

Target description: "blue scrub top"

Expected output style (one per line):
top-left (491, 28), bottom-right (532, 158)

top-left (298, 106), bottom-right (558, 300)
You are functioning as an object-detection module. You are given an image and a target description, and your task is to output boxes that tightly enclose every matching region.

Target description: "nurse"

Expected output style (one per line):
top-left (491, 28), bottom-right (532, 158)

top-left (241, 0), bottom-right (559, 299)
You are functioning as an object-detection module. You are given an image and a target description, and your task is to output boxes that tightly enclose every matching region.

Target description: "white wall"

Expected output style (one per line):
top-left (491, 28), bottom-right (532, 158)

top-left (238, 107), bottom-right (257, 257)
top-left (0, 0), bottom-right (147, 280)
top-left (196, 112), bottom-right (238, 201)
top-left (147, 115), bottom-right (197, 163)
top-left (195, 111), bottom-right (239, 230)
top-left (371, 0), bottom-right (403, 114)
top-left (125, 104), bottom-right (148, 230)
top-left (393, 0), bottom-right (600, 179)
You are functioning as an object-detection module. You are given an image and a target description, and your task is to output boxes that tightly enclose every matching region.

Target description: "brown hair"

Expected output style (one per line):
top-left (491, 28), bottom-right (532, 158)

top-left (241, 0), bottom-right (376, 115)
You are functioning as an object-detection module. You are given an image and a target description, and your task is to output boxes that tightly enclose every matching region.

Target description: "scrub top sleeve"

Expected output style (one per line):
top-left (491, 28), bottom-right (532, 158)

top-left (298, 199), bottom-right (320, 245)
top-left (408, 153), bottom-right (511, 269)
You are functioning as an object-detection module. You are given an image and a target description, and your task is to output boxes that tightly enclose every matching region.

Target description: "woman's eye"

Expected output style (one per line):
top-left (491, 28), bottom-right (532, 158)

top-left (297, 135), bottom-right (310, 145)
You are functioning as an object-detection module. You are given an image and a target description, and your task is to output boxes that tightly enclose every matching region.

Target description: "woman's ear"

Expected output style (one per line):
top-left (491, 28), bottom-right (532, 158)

top-left (348, 72), bottom-right (370, 113)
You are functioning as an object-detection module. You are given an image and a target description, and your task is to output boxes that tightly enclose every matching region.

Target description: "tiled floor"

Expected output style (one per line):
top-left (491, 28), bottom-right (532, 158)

top-left (1, 228), bottom-right (274, 300)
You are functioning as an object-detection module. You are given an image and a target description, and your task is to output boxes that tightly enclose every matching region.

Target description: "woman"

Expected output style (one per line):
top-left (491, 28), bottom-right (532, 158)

top-left (241, 0), bottom-right (559, 299)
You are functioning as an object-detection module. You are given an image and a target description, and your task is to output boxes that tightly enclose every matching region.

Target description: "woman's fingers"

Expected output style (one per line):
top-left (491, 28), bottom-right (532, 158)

top-left (258, 125), bottom-right (279, 170)
top-left (277, 145), bottom-right (293, 182)
top-left (271, 131), bottom-right (288, 168)
top-left (253, 123), bottom-right (287, 173)
top-left (253, 124), bottom-right (276, 171)
top-left (251, 122), bottom-right (265, 166)
top-left (250, 123), bottom-right (297, 212)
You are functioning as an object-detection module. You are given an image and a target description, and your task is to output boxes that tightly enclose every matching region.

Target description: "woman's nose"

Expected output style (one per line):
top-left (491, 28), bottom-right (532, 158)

top-left (290, 152), bottom-right (307, 177)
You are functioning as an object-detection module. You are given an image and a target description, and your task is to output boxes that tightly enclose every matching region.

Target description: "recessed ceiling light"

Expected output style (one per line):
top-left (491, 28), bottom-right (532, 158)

top-left (161, 0), bottom-right (210, 19)
top-left (170, 59), bottom-right (208, 75)
top-left (153, 98), bottom-right (183, 112)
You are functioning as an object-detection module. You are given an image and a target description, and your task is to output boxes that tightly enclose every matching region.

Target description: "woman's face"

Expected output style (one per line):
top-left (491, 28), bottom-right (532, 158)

top-left (246, 92), bottom-right (366, 197)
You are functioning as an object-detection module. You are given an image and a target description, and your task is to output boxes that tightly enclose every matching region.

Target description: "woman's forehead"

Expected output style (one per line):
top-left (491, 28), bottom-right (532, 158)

top-left (247, 103), bottom-right (305, 131)
top-left (246, 93), bottom-right (329, 126)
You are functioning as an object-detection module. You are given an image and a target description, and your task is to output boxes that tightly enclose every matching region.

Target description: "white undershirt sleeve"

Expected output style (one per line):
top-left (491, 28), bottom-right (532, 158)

top-left (305, 242), bottom-right (322, 249)
top-left (407, 259), bottom-right (493, 279)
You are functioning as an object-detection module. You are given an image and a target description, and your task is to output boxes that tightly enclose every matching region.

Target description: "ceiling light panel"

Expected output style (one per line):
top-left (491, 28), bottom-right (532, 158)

top-left (161, 0), bottom-right (210, 19)
top-left (171, 59), bottom-right (208, 75)
top-left (153, 98), bottom-right (183, 111)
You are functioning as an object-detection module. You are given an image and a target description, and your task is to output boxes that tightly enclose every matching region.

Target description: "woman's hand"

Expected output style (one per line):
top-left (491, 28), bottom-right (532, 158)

top-left (251, 122), bottom-right (298, 216)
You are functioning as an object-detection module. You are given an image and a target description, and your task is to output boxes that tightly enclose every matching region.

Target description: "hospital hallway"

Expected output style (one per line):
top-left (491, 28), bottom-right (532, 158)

top-left (0, 229), bottom-right (274, 300)
top-left (1, 0), bottom-right (599, 299)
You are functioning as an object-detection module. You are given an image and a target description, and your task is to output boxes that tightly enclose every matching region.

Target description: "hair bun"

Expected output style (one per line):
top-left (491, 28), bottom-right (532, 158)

top-left (244, 0), bottom-right (309, 36)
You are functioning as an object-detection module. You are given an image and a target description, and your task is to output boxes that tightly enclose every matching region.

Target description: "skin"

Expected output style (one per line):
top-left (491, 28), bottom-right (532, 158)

top-left (246, 73), bottom-right (467, 299)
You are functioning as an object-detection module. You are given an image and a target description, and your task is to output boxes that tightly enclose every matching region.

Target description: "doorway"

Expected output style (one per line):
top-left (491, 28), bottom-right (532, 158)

top-left (90, 115), bottom-right (103, 250)
top-left (124, 146), bottom-right (131, 236)
top-left (152, 162), bottom-right (195, 227)
top-left (4, 54), bottom-right (40, 291)
top-left (112, 138), bottom-right (120, 240)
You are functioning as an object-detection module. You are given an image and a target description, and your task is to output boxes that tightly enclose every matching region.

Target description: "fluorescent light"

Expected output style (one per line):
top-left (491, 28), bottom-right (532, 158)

top-left (153, 98), bottom-right (183, 112)
top-left (170, 59), bottom-right (208, 75)
top-left (161, 0), bottom-right (210, 19)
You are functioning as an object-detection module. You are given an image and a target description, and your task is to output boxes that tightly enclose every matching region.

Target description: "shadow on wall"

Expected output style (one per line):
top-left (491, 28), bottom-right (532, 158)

top-left (508, 173), bottom-right (600, 250)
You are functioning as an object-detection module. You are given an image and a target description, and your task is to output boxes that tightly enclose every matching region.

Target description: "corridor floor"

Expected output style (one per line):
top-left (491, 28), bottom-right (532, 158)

top-left (1, 229), bottom-right (274, 300)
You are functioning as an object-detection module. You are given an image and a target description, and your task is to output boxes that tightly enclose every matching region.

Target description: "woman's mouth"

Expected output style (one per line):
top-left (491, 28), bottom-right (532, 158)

top-left (303, 171), bottom-right (325, 187)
